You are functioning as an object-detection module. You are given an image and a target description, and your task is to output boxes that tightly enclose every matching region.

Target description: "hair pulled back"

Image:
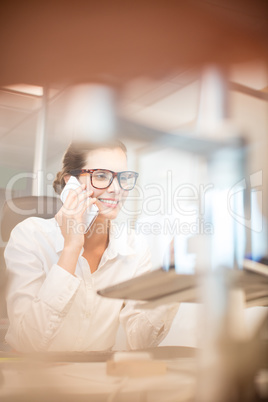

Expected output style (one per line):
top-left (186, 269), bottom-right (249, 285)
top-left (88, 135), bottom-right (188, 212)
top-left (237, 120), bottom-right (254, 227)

top-left (53, 140), bottom-right (127, 195)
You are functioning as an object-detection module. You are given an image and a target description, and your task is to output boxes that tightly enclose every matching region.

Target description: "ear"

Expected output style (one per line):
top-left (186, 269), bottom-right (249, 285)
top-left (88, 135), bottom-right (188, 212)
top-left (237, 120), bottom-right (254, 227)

top-left (63, 174), bottom-right (71, 184)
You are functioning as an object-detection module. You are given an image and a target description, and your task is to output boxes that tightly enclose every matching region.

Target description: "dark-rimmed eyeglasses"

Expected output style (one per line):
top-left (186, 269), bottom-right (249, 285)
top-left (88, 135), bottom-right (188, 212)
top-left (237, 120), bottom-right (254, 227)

top-left (70, 169), bottom-right (139, 191)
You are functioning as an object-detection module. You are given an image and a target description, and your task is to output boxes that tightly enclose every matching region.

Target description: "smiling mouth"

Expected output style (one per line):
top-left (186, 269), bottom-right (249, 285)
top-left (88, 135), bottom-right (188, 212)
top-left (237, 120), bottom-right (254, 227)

top-left (98, 198), bottom-right (119, 207)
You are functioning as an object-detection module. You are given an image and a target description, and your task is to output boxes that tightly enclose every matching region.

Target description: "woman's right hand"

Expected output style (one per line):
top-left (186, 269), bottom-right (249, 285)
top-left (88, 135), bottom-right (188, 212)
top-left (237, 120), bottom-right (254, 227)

top-left (55, 184), bottom-right (97, 251)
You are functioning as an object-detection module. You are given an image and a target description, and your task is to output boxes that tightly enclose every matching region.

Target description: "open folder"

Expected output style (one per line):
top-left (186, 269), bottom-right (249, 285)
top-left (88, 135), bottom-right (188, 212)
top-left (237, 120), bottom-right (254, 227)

top-left (97, 265), bottom-right (268, 307)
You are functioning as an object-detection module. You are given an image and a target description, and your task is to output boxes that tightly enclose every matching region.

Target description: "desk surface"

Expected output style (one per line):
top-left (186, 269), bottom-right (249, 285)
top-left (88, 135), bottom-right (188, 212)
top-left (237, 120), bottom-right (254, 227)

top-left (0, 347), bottom-right (197, 402)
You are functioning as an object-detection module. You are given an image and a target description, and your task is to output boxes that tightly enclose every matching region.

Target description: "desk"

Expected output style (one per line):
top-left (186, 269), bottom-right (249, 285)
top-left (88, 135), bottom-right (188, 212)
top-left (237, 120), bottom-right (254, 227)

top-left (0, 347), bottom-right (197, 402)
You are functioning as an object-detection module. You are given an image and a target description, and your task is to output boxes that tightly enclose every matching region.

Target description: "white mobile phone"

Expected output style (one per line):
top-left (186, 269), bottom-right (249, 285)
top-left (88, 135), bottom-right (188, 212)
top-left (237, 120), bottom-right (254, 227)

top-left (60, 176), bottom-right (99, 233)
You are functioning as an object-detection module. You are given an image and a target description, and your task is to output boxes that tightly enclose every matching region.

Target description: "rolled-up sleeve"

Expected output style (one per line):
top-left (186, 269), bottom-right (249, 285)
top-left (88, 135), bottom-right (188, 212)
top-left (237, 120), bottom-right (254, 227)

top-left (5, 223), bottom-right (81, 352)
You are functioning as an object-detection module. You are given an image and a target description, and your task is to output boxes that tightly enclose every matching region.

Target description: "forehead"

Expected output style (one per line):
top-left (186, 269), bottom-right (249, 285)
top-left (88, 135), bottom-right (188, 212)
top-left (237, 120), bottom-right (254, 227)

top-left (84, 147), bottom-right (127, 171)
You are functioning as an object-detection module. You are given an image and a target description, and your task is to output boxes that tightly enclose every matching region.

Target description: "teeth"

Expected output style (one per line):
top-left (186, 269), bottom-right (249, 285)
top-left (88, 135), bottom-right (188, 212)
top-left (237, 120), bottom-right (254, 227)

top-left (99, 199), bottom-right (118, 205)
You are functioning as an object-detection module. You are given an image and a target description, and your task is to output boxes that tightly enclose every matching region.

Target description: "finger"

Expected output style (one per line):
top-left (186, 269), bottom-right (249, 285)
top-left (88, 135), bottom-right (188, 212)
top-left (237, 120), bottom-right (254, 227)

top-left (68, 188), bottom-right (93, 207)
top-left (77, 189), bottom-right (93, 203)
top-left (71, 190), bottom-right (94, 212)
top-left (63, 188), bottom-right (90, 215)
top-left (81, 197), bottom-right (97, 215)
top-left (67, 192), bottom-right (95, 216)
top-left (64, 184), bottom-right (87, 207)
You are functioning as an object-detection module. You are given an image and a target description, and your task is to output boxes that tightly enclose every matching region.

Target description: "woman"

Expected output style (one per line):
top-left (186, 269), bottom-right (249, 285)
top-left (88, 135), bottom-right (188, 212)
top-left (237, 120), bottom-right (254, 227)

top-left (5, 140), bottom-right (178, 352)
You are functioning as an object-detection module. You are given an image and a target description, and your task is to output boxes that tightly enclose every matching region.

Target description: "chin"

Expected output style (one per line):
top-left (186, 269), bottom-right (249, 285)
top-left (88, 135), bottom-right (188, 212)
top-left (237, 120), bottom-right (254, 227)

top-left (98, 208), bottom-right (119, 221)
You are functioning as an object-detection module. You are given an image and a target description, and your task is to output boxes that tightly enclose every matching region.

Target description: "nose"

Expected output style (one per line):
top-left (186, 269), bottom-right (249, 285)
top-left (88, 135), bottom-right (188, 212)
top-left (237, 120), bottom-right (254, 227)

top-left (107, 176), bottom-right (120, 194)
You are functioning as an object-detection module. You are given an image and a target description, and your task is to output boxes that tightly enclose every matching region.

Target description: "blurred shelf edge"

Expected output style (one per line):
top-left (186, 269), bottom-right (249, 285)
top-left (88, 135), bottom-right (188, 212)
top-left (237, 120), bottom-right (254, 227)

top-left (0, 346), bottom-right (197, 362)
top-left (97, 265), bottom-right (268, 307)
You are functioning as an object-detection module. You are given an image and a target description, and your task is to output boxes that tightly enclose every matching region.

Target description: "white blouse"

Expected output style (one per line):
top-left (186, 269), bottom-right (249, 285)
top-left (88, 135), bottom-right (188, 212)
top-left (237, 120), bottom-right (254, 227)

top-left (4, 217), bottom-right (178, 352)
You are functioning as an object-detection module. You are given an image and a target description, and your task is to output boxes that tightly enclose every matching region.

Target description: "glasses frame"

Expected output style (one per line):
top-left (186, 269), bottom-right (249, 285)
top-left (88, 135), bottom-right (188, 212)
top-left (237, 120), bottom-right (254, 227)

top-left (70, 169), bottom-right (139, 191)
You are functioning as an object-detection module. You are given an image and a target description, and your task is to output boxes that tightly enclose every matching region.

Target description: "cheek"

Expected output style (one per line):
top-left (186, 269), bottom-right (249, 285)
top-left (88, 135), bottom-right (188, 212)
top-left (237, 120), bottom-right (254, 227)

top-left (120, 191), bottom-right (128, 204)
top-left (92, 189), bottom-right (105, 199)
top-left (79, 176), bottom-right (90, 187)
top-left (80, 177), bottom-right (103, 198)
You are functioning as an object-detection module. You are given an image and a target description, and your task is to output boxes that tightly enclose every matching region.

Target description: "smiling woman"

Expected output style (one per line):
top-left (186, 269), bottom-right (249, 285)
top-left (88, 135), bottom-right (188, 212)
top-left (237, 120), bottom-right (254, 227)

top-left (54, 141), bottom-right (130, 224)
top-left (4, 140), bottom-right (179, 353)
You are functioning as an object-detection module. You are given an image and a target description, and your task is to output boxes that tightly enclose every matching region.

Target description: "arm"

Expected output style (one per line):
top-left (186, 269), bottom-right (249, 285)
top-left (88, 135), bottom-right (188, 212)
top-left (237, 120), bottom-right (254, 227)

top-left (56, 184), bottom-right (96, 275)
top-left (119, 244), bottom-right (179, 350)
top-left (5, 221), bottom-right (81, 352)
top-left (5, 185), bottom-right (96, 352)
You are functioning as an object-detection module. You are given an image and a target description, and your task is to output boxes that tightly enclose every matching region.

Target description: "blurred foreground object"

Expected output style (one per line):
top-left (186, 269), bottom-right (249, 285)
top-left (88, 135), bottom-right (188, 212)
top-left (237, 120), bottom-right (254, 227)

top-left (63, 84), bottom-right (117, 142)
top-left (0, 0), bottom-right (267, 86)
top-left (98, 64), bottom-right (268, 401)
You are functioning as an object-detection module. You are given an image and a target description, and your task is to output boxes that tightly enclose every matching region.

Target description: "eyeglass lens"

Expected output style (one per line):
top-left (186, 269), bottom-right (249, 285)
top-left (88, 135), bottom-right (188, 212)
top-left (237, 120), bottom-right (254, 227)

top-left (92, 170), bottom-right (136, 190)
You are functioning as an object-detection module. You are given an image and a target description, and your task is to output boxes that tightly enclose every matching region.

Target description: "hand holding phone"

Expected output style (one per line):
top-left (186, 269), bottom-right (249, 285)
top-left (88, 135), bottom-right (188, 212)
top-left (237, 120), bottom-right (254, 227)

top-left (60, 176), bottom-right (99, 233)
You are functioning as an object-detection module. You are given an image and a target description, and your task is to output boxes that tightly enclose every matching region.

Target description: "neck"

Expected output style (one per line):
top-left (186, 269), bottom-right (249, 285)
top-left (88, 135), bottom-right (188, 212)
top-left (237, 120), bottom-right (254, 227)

top-left (84, 216), bottom-right (110, 249)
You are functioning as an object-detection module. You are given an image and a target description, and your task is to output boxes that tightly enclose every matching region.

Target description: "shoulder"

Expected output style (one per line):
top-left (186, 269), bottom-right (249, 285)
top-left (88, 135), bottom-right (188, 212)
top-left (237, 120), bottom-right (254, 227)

top-left (4, 217), bottom-right (60, 261)
top-left (7, 217), bottom-right (58, 243)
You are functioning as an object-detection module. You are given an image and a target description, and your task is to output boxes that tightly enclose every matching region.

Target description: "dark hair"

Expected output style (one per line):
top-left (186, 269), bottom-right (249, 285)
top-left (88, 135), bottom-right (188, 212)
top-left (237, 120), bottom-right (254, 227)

top-left (53, 140), bottom-right (127, 194)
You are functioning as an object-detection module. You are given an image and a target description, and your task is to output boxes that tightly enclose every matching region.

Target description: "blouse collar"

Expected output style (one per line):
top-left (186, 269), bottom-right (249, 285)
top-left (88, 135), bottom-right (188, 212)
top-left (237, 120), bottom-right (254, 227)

top-left (54, 218), bottom-right (135, 258)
